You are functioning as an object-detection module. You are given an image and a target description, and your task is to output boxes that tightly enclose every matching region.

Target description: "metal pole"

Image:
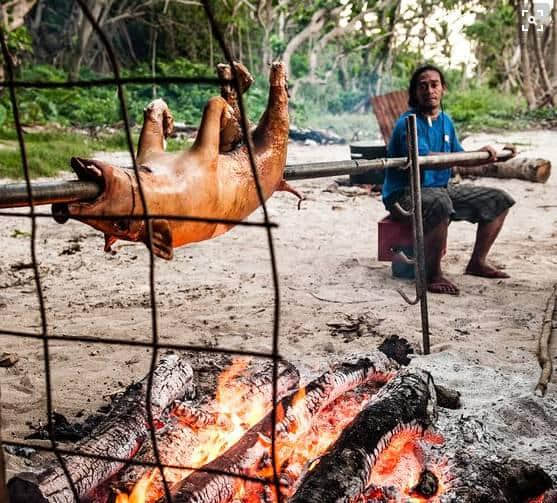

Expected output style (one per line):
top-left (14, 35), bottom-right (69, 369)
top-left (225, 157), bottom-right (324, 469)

top-left (407, 114), bottom-right (430, 355)
top-left (0, 180), bottom-right (101, 209)
top-left (0, 150), bottom-right (514, 209)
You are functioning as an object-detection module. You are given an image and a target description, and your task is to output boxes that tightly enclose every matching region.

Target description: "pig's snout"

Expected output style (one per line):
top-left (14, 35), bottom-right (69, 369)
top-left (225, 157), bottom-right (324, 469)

top-left (52, 203), bottom-right (70, 224)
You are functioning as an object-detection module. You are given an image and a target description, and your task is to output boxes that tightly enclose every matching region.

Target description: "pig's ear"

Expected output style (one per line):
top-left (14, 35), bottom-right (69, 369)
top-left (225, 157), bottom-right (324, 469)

top-left (146, 219), bottom-right (173, 260)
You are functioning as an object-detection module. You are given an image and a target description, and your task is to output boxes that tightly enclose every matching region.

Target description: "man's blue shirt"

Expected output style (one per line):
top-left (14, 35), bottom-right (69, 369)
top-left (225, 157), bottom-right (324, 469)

top-left (381, 110), bottom-right (464, 202)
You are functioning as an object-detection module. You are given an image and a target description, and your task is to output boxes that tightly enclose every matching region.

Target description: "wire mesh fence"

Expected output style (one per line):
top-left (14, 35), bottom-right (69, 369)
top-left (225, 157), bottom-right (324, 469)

top-left (0, 0), bottom-right (284, 500)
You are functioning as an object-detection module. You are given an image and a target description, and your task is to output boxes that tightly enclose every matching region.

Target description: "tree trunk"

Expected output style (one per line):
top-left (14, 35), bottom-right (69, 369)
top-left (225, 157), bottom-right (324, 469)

top-left (7, 354), bottom-right (195, 503)
top-left (530, 1), bottom-right (555, 105)
top-left (281, 8), bottom-right (326, 79)
top-left (151, 26), bottom-right (158, 99)
top-left (113, 360), bottom-right (300, 503)
top-left (289, 369), bottom-right (436, 503)
top-left (452, 157), bottom-right (551, 183)
top-left (164, 353), bottom-right (395, 503)
top-left (375, 3), bottom-right (401, 96)
top-left (69, 0), bottom-right (105, 80)
top-left (30, 0), bottom-right (45, 31)
top-left (549, 7), bottom-right (557, 80)
top-left (0, 0), bottom-right (37, 31)
top-left (517, 2), bottom-right (537, 109)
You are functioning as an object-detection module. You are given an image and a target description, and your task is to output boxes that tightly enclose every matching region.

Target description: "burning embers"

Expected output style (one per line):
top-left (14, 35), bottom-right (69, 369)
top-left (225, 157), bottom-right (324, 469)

top-left (119, 360), bottom-right (449, 503)
top-left (8, 352), bottom-right (554, 503)
top-left (113, 355), bottom-right (448, 503)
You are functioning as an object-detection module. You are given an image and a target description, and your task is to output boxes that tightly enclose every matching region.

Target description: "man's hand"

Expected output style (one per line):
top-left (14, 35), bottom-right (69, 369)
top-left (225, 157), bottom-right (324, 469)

top-left (502, 143), bottom-right (517, 158)
top-left (478, 145), bottom-right (498, 162)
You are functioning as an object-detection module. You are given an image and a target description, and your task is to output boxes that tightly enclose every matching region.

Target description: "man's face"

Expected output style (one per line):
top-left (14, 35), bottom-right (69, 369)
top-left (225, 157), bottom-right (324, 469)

top-left (415, 70), bottom-right (444, 112)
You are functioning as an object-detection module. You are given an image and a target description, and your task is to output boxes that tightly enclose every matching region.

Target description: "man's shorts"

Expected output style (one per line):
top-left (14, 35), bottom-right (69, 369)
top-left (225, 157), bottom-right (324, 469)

top-left (385, 184), bottom-right (515, 232)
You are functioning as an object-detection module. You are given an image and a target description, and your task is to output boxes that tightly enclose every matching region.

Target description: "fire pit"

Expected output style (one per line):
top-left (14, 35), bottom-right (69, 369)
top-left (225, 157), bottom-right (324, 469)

top-left (7, 341), bottom-right (555, 503)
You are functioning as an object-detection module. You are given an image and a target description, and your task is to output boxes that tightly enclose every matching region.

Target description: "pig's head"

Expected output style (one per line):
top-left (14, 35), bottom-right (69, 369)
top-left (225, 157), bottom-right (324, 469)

top-left (53, 157), bottom-right (173, 260)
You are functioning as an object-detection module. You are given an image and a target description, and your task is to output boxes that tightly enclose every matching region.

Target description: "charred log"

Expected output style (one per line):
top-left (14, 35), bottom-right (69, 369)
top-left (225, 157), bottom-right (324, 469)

top-left (289, 369), bottom-right (436, 503)
top-left (113, 360), bottom-right (299, 502)
top-left (434, 384), bottom-right (461, 410)
top-left (25, 411), bottom-right (106, 443)
top-left (8, 354), bottom-right (195, 503)
top-left (378, 335), bottom-right (414, 366)
top-left (378, 336), bottom-right (460, 409)
top-left (172, 404), bottom-right (225, 429)
top-left (164, 352), bottom-right (395, 503)
top-left (447, 453), bottom-right (554, 502)
top-left (452, 157), bottom-right (551, 183)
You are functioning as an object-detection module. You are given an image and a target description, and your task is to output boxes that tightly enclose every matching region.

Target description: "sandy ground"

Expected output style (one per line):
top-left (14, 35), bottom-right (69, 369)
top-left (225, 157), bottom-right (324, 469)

top-left (1, 130), bottom-right (556, 486)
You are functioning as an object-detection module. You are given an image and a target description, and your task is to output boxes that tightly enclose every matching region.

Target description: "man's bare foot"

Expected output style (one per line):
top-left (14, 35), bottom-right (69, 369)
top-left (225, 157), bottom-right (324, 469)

top-left (465, 262), bottom-right (510, 279)
top-left (427, 274), bottom-right (460, 295)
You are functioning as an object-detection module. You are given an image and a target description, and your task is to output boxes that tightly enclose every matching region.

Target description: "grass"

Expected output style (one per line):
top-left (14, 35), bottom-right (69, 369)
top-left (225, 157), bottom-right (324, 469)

top-left (443, 86), bottom-right (557, 133)
top-left (0, 128), bottom-right (193, 179)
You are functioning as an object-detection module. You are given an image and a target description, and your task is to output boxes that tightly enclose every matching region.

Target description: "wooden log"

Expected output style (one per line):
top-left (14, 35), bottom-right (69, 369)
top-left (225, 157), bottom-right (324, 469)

top-left (8, 354), bottom-right (195, 503)
top-left (289, 369), bottom-right (436, 503)
top-left (289, 126), bottom-right (346, 145)
top-left (114, 359), bottom-right (300, 502)
top-left (434, 384), bottom-right (461, 410)
top-left (452, 157), bottom-right (551, 183)
top-left (535, 284), bottom-right (557, 396)
top-left (378, 335), bottom-right (461, 409)
top-left (163, 352), bottom-right (395, 503)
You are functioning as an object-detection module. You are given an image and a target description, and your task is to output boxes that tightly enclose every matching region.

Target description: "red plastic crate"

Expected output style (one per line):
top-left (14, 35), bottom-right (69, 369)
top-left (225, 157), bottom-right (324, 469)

top-left (377, 215), bottom-right (413, 261)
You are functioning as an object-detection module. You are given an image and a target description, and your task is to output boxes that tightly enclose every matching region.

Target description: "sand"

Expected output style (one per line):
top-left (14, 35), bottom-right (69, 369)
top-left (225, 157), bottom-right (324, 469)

top-left (1, 129), bottom-right (556, 485)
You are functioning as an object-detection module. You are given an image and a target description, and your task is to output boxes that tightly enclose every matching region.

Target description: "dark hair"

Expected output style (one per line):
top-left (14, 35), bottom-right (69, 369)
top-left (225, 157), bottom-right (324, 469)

top-left (408, 64), bottom-right (446, 107)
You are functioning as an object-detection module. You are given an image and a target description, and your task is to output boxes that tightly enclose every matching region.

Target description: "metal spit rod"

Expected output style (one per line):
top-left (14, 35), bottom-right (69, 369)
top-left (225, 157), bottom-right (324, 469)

top-left (407, 114), bottom-right (430, 355)
top-left (0, 150), bottom-right (513, 210)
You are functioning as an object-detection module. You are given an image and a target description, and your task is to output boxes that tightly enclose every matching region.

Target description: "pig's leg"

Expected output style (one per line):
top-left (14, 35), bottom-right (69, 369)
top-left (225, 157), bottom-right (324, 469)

top-left (190, 96), bottom-right (234, 161)
top-left (136, 99), bottom-right (175, 164)
top-left (217, 62), bottom-right (254, 152)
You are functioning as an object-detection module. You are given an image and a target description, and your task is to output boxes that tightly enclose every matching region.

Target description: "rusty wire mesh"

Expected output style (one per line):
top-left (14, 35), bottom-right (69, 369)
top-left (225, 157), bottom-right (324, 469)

top-left (0, 0), bottom-right (284, 500)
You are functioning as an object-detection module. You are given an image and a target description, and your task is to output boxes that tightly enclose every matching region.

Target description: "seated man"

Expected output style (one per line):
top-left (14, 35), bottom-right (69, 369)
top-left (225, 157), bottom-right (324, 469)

top-left (382, 64), bottom-right (516, 295)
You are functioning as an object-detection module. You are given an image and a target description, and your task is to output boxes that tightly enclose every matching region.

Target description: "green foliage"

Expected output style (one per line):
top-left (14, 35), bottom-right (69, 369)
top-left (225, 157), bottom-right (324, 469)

top-left (290, 52), bottom-right (309, 80)
top-left (464, 3), bottom-right (516, 87)
top-left (6, 27), bottom-right (33, 55)
top-left (245, 75), bottom-right (268, 122)
top-left (0, 59), bottom-right (270, 130)
top-left (269, 35), bottom-right (286, 57)
top-left (519, 106), bottom-right (557, 129)
top-left (444, 85), bottom-right (526, 131)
